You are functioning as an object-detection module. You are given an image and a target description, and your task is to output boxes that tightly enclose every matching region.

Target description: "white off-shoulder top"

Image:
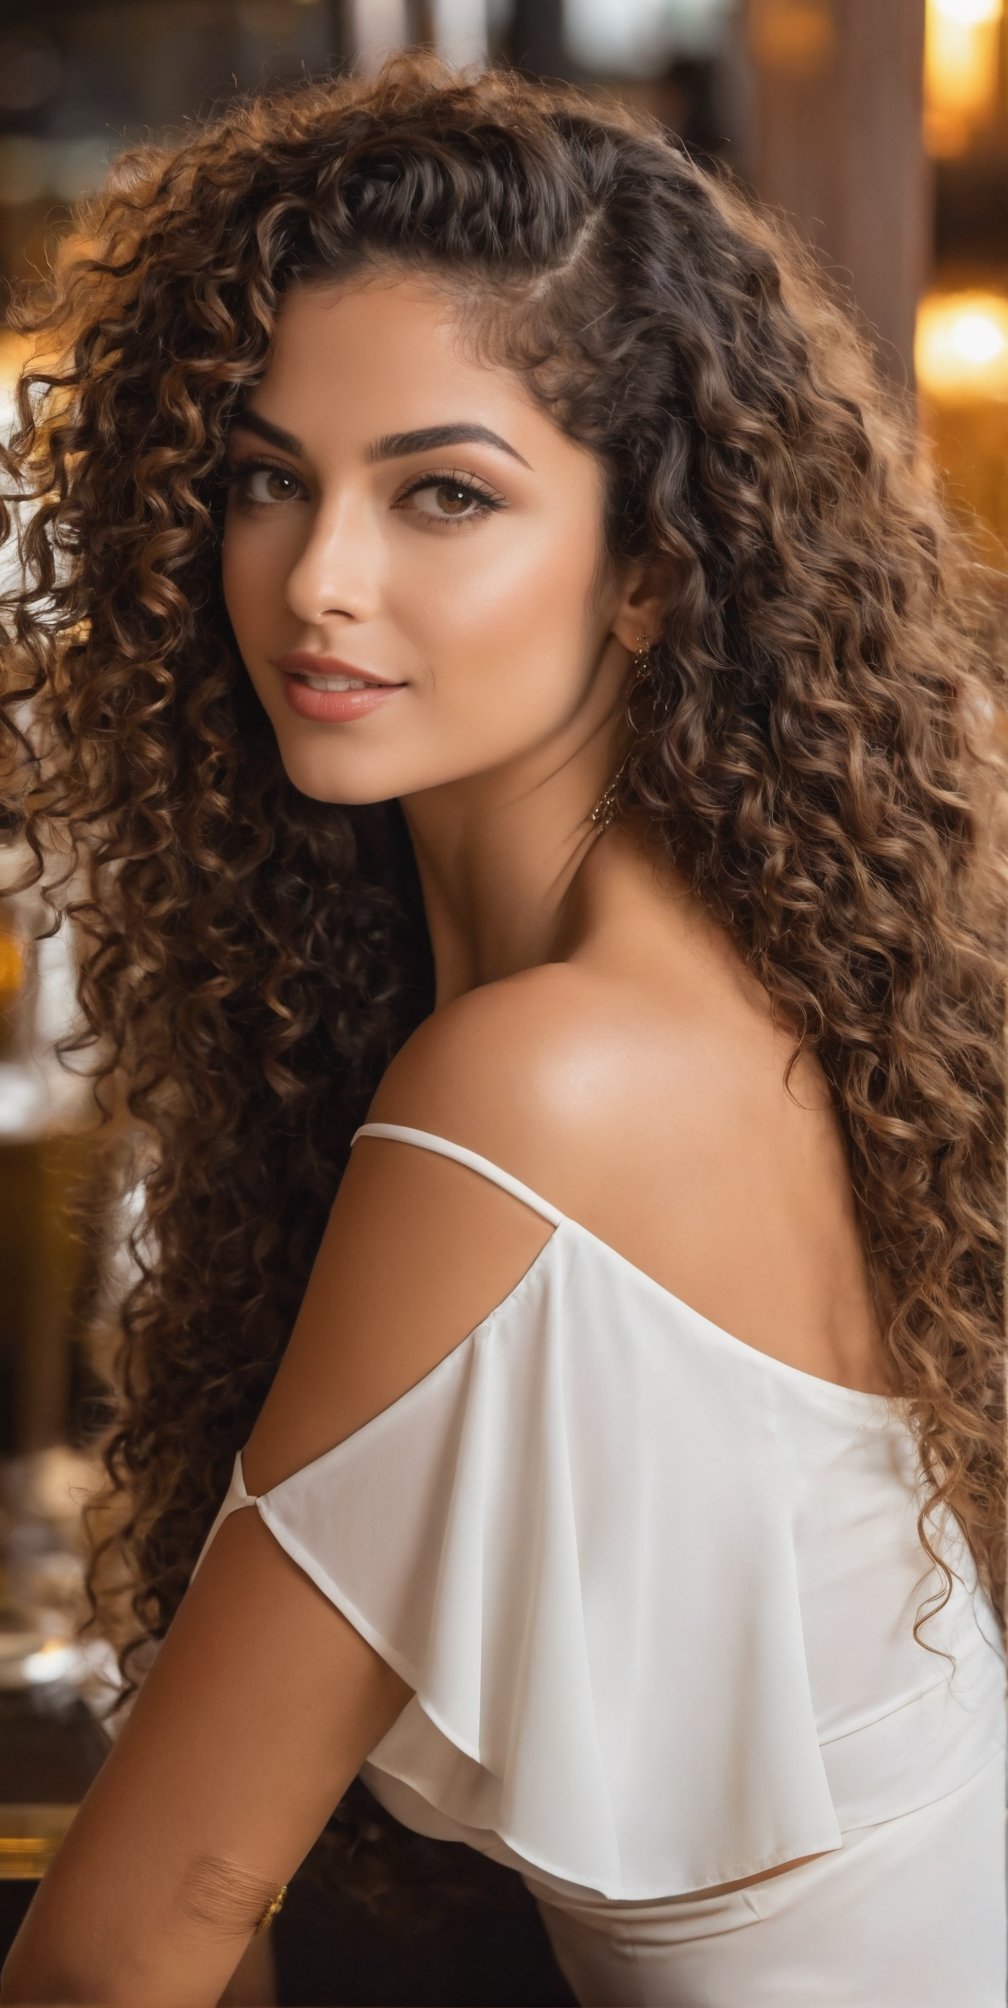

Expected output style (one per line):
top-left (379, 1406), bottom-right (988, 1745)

top-left (189, 1120), bottom-right (1007, 1906)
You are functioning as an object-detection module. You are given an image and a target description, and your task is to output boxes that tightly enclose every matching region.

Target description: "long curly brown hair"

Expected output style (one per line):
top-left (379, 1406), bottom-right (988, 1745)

top-left (1, 47), bottom-right (1006, 1932)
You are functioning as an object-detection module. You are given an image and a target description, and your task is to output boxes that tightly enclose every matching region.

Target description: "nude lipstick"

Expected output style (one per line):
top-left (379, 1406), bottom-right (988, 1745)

top-left (274, 652), bottom-right (408, 723)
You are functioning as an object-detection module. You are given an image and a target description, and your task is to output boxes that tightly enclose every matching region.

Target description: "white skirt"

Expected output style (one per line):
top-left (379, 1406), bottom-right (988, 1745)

top-left (524, 1749), bottom-right (1007, 2007)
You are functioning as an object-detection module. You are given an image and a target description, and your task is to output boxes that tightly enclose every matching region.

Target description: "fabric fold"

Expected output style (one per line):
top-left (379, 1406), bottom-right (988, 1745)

top-left (194, 1226), bottom-right (860, 1900)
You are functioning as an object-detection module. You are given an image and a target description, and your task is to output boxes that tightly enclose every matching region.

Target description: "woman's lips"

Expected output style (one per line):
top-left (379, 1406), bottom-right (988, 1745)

top-left (275, 651), bottom-right (401, 686)
top-left (280, 674), bottom-right (408, 722)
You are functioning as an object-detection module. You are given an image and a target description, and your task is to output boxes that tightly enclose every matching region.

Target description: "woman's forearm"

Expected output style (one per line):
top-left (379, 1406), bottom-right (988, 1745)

top-left (0, 1918), bottom-right (258, 2007)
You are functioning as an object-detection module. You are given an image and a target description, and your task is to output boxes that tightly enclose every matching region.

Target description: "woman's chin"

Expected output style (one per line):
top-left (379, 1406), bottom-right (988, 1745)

top-left (274, 746), bottom-right (391, 809)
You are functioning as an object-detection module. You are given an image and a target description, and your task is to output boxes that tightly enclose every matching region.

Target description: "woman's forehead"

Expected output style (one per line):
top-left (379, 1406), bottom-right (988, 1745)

top-left (249, 278), bottom-right (584, 471)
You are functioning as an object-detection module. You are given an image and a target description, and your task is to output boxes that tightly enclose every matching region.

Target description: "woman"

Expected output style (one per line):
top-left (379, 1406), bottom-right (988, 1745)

top-left (0, 47), bottom-right (1005, 2008)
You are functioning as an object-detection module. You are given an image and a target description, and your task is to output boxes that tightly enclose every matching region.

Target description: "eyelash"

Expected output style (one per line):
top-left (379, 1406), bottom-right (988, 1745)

top-left (222, 457), bottom-right (507, 528)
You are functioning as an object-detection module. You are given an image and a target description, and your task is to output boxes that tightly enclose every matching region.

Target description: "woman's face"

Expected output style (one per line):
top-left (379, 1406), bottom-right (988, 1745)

top-left (220, 272), bottom-right (630, 815)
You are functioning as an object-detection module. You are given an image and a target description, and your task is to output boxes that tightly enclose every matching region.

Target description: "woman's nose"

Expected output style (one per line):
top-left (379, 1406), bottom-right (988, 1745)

top-left (282, 497), bottom-right (380, 626)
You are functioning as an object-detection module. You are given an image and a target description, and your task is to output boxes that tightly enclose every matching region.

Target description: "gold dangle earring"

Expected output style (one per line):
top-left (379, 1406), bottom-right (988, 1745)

top-left (589, 633), bottom-right (654, 834)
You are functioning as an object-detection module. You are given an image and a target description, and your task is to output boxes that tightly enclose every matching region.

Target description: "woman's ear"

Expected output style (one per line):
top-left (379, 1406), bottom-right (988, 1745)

top-left (610, 553), bottom-right (679, 654)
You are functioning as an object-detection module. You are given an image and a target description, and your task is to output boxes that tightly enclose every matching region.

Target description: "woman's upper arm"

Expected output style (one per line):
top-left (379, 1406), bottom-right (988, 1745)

top-left (240, 972), bottom-right (571, 1490)
top-left (0, 976), bottom-right (576, 2006)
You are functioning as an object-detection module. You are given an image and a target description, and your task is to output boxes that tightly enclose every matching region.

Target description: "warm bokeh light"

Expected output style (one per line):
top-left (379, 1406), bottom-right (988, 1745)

top-left (744, 0), bottom-right (835, 79)
top-left (915, 289), bottom-right (1008, 562)
top-left (0, 931), bottom-right (26, 1007)
top-left (0, 328), bottom-right (34, 409)
top-left (924, 0), bottom-right (1005, 155)
top-left (932, 0), bottom-right (1001, 22)
top-left (915, 289), bottom-right (1008, 398)
top-left (950, 312), bottom-right (1008, 364)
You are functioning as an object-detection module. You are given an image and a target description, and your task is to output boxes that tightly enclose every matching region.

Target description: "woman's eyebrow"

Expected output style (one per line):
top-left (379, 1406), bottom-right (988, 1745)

top-left (226, 409), bottom-right (533, 469)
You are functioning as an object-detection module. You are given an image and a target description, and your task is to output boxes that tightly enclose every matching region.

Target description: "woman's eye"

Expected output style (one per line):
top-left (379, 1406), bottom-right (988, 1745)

top-left (223, 459), bottom-right (505, 527)
top-left (397, 472), bottom-right (506, 528)
top-left (226, 462), bottom-right (303, 507)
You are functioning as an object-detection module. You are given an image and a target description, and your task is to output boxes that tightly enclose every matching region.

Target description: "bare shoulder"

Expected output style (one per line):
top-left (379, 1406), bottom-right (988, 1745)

top-left (240, 965), bottom-right (626, 1499)
top-left (362, 955), bottom-right (891, 1398)
top-left (364, 961), bottom-right (670, 1204)
top-left (369, 949), bottom-right (828, 1208)
top-left (371, 962), bottom-right (597, 1091)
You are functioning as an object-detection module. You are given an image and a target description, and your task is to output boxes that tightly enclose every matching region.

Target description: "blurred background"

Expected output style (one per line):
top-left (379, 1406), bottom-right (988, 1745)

top-left (0, 2), bottom-right (1005, 2001)
top-left (2, 0), bottom-right (1008, 539)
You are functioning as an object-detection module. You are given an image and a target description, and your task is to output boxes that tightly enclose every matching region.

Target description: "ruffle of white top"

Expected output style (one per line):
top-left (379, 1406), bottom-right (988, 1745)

top-left (189, 1217), bottom-right (1007, 1904)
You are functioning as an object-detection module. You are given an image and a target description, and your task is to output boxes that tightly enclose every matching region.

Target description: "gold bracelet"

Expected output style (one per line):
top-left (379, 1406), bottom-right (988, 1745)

top-left (253, 1883), bottom-right (288, 1934)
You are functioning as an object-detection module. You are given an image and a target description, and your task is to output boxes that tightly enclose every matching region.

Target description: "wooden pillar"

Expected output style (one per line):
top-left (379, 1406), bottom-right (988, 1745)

top-left (322, 1), bottom-right (355, 65)
top-left (742, 0), bottom-right (932, 397)
top-left (507, 0), bottom-right (567, 80)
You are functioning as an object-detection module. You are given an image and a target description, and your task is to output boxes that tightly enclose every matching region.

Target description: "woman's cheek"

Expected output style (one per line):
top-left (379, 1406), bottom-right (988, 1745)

top-left (221, 529), bottom-right (271, 637)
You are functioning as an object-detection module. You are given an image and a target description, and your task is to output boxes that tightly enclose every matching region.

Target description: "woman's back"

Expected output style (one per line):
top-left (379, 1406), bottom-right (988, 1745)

top-left (534, 818), bottom-right (899, 1400)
